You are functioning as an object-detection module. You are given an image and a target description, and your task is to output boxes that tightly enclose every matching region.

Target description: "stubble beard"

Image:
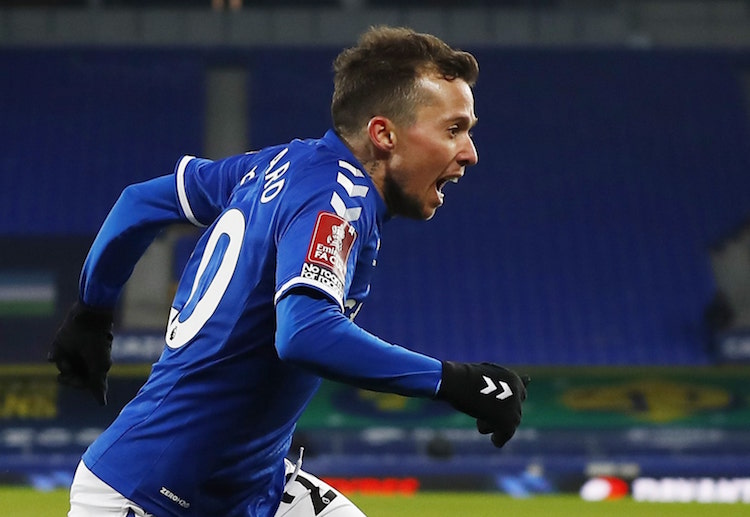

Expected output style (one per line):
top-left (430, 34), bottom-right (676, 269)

top-left (382, 173), bottom-right (433, 220)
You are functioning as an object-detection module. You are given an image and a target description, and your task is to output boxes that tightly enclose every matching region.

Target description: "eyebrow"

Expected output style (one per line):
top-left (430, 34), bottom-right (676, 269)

top-left (451, 115), bottom-right (478, 129)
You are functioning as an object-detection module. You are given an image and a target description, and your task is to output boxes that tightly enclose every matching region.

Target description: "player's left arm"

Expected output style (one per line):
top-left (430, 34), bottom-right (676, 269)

top-left (275, 288), bottom-right (442, 397)
top-left (271, 157), bottom-right (528, 447)
top-left (272, 156), bottom-right (442, 396)
top-left (276, 290), bottom-right (529, 447)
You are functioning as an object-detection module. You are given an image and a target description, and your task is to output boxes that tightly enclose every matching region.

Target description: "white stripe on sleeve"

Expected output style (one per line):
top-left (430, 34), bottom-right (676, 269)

top-left (176, 155), bottom-right (206, 227)
top-left (274, 277), bottom-right (344, 311)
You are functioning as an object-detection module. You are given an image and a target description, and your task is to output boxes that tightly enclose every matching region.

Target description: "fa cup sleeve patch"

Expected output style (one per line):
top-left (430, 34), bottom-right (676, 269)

top-left (303, 212), bottom-right (357, 300)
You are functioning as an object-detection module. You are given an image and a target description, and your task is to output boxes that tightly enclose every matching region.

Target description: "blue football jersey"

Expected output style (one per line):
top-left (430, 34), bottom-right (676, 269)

top-left (80, 130), bottom-right (440, 516)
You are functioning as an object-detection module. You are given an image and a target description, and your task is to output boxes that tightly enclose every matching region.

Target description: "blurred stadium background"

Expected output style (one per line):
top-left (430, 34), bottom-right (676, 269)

top-left (2, 0), bottom-right (750, 509)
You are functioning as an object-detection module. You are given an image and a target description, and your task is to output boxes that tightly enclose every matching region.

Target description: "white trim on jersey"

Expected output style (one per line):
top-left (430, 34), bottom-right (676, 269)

top-left (176, 155), bottom-right (207, 228)
top-left (275, 277), bottom-right (344, 311)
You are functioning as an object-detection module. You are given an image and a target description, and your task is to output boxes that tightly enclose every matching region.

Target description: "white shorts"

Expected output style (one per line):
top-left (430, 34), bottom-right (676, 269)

top-left (68, 461), bottom-right (153, 517)
top-left (67, 459), bottom-right (366, 517)
top-left (276, 458), bottom-right (367, 517)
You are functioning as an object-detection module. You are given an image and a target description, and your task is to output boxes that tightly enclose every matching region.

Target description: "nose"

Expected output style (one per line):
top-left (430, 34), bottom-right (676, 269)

top-left (458, 135), bottom-right (479, 167)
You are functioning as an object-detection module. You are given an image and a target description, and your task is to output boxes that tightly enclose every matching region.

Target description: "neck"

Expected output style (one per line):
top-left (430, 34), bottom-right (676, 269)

top-left (339, 132), bottom-right (388, 203)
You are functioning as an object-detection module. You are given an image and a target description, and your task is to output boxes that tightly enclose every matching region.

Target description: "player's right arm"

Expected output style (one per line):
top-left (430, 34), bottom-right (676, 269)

top-left (50, 152), bottom-right (256, 404)
top-left (81, 153), bottom-right (258, 307)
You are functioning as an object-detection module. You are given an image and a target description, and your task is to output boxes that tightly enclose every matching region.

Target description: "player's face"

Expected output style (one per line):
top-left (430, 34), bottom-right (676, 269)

top-left (385, 75), bottom-right (478, 220)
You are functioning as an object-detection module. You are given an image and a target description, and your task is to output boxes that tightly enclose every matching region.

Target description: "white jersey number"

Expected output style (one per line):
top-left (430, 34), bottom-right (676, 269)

top-left (165, 208), bottom-right (245, 349)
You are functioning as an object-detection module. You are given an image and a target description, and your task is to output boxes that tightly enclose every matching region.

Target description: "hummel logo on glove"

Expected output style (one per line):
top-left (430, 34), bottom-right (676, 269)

top-left (436, 361), bottom-right (529, 448)
top-left (480, 376), bottom-right (514, 399)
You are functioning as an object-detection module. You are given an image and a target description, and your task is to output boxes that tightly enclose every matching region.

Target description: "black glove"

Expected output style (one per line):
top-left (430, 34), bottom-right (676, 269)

top-left (437, 361), bottom-right (529, 448)
top-left (48, 301), bottom-right (114, 405)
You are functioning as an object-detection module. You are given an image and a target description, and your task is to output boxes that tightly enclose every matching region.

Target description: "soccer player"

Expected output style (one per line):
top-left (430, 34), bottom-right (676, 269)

top-left (49, 26), bottom-right (528, 517)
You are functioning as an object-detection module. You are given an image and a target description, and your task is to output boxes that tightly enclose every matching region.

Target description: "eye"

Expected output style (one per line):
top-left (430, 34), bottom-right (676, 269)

top-left (448, 126), bottom-right (459, 137)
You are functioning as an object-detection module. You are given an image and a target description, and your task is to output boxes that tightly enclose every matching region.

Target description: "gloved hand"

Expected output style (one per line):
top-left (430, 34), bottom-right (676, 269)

top-left (48, 301), bottom-right (114, 405)
top-left (437, 361), bottom-right (529, 448)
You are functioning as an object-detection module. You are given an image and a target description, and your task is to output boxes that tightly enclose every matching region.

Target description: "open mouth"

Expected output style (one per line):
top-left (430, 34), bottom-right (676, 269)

top-left (436, 176), bottom-right (460, 197)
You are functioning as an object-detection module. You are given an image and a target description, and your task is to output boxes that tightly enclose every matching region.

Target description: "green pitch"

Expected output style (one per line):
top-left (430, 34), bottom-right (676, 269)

top-left (352, 493), bottom-right (750, 516)
top-left (1, 487), bottom-right (748, 516)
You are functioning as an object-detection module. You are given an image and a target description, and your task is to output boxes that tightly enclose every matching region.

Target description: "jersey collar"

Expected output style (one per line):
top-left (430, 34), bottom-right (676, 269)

top-left (322, 129), bottom-right (391, 225)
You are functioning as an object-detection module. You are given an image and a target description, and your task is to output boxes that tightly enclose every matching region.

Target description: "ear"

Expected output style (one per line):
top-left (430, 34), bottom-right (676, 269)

top-left (367, 116), bottom-right (396, 152)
